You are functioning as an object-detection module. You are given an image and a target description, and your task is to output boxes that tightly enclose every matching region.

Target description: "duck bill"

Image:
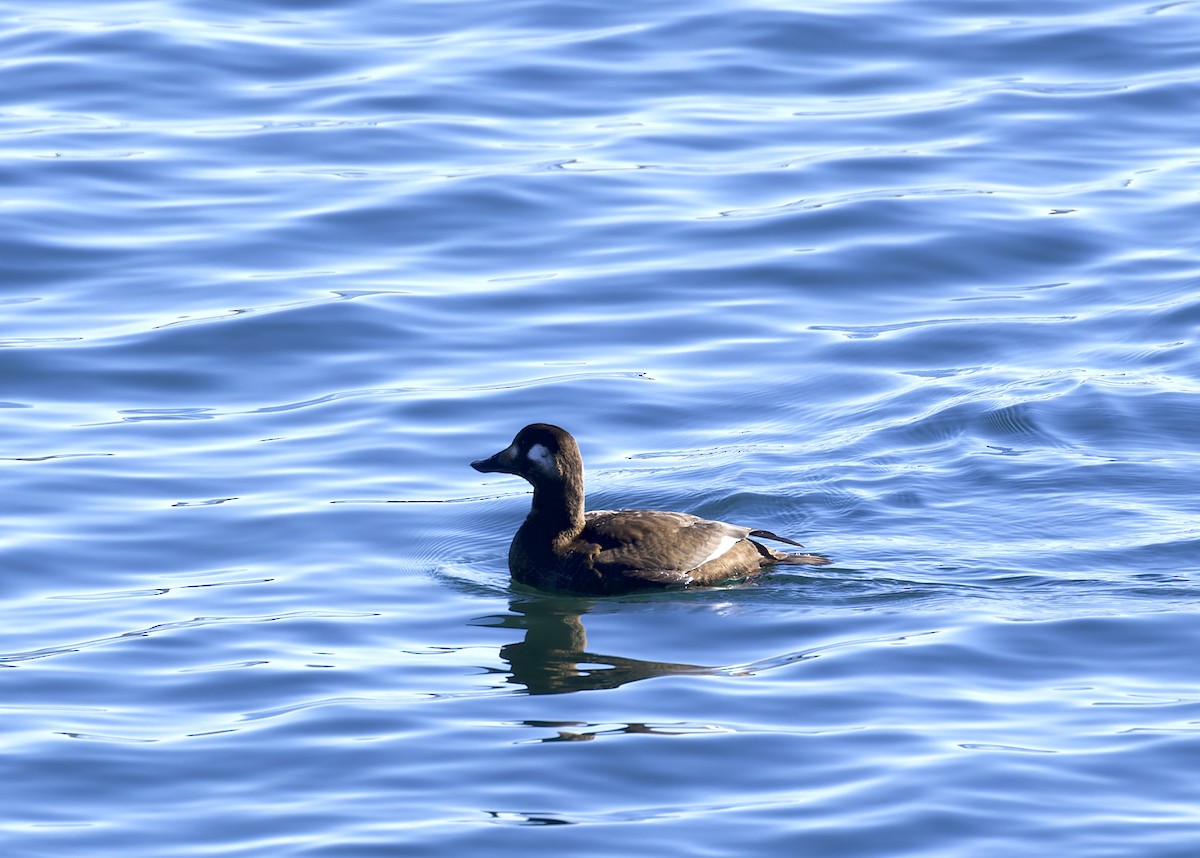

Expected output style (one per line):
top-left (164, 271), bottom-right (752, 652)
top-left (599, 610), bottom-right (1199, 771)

top-left (471, 443), bottom-right (517, 474)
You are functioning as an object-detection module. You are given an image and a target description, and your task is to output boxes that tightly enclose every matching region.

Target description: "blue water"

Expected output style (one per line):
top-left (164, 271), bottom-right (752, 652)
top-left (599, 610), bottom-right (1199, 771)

top-left (3, 0), bottom-right (1200, 854)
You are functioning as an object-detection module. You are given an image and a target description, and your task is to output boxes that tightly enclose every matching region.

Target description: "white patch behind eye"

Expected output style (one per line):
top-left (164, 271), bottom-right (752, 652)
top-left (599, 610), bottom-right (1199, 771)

top-left (527, 443), bottom-right (556, 475)
top-left (700, 534), bottom-right (739, 565)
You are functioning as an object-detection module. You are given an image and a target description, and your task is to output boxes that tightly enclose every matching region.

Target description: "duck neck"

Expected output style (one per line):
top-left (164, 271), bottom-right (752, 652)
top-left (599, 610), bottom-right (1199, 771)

top-left (526, 470), bottom-right (585, 541)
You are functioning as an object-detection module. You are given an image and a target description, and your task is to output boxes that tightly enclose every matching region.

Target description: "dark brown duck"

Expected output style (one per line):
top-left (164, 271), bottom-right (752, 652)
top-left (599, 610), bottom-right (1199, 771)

top-left (471, 423), bottom-right (831, 595)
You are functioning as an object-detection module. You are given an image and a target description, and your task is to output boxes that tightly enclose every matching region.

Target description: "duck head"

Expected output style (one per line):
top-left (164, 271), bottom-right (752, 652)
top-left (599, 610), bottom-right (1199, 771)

top-left (471, 423), bottom-right (580, 486)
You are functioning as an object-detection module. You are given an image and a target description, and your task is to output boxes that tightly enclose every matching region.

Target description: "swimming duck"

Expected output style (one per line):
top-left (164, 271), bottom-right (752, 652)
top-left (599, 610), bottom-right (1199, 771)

top-left (471, 423), bottom-right (830, 595)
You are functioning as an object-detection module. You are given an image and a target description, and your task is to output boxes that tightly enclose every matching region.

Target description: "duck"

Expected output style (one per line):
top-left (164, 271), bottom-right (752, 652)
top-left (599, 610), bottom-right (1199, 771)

top-left (471, 423), bottom-right (831, 595)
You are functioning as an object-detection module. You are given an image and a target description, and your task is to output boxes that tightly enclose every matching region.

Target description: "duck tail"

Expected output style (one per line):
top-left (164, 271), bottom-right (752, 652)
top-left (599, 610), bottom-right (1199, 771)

top-left (747, 529), bottom-right (804, 548)
top-left (766, 549), bottom-right (832, 567)
top-left (747, 533), bottom-right (832, 567)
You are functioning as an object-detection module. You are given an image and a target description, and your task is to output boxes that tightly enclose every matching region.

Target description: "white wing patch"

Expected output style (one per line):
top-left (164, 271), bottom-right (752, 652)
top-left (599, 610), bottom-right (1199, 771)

top-left (700, 534), bottom-right (740, 565)
top-left (526, 443), bottom-right (556, 476)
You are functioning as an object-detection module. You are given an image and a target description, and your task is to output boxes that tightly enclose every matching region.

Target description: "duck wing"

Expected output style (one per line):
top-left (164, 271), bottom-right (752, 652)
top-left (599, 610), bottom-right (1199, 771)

top-left (580, 509), bottom-right (754, 583)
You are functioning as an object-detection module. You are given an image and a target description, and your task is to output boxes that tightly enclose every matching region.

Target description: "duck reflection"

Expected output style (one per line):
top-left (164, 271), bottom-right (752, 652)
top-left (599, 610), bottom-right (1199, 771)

top-left (477, 595), bottom-right (721, 695)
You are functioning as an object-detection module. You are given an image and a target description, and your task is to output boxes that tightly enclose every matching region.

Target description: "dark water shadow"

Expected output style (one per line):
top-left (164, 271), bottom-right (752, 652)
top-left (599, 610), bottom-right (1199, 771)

top-left (471, 587), bottom-right (944, 696)
top-left (473, 595), bottom-right (726, 695)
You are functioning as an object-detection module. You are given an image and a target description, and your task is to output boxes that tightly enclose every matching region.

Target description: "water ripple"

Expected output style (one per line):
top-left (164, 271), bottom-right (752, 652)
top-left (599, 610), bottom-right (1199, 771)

top-left (0, 611), bottom-right (377, 665)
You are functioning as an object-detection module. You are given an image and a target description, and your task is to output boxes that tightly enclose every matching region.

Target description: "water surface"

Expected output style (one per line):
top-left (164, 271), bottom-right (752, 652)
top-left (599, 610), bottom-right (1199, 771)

top-left (3, 0), bottom-right (1200, 855)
